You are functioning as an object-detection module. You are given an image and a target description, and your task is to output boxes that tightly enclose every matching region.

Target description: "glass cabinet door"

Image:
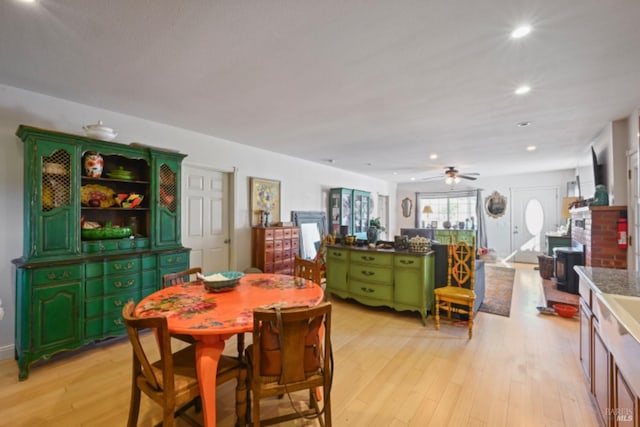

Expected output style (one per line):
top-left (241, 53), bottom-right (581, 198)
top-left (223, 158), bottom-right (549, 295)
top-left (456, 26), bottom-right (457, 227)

top-left (353, 190), bottom-right (370, 238)
top-left (329, 188), bottom-right (352, 237)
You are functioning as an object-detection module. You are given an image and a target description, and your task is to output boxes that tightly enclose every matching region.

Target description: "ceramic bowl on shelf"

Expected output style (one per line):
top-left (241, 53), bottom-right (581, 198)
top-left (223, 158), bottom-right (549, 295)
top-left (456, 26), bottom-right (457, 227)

top-left (83, 121), bottom-right (117, 141)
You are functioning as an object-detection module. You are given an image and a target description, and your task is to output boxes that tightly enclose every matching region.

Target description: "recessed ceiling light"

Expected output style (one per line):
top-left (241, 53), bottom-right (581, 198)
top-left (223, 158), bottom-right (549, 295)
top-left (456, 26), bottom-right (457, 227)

top-left (517, 121), bottom-right (531, 127)
top-left (429, 153), bottom-right (438, 160)
top-left (526, 145), bottom-right (537, 151)
top-left (515, 85), bottom-right (531, 95)
top-left (511, 25), bottom-right (532, 39)
top-left (410, 177), bottom-right (416, 181)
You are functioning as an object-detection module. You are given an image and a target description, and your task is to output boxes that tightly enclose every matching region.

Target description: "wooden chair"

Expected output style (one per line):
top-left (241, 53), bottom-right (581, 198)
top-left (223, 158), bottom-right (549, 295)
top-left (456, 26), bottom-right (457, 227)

top-left (245, 302), bottom-right (333, 426)
top-left (163, 268), bottom-right (245, 358)
top-left (162, 267), bottom-right (203, 288)
top-left (434, 236), bottom-right (477, 339)
top-left (123, 301), bottom-right (201, 427)
top-left (123, 301), bottom-right (249, 427)
top-left (293, 256), bottom-right (322, 285)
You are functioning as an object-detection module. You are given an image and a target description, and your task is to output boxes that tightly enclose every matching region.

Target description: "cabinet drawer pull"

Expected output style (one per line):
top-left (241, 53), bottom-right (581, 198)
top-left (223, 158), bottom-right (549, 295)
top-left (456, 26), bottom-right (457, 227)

top-left (113, 300), bottom-right (124, 307)
top-left (361, 270), bottom-right (375, 276)
top-left (331, 252), bottom-right (343, 257)
top-left (361, 256), bottom-right (375, 261)
top-left (113, 318), bottom-right (123, 326)
top-left (113, 279), bottom-right (135, 288)
top-left (47, 271), bottom-right (71, 280)
top-left (114, 262), bottom-right (134, 270)
top-left (360, 287), bottom-right (375, 293)
top-left (99, 244), bottom-right (105, 250)
top-left (131, 242), bottom-right (136, 249)
top-left (400, 260), bottom-right (415, 265)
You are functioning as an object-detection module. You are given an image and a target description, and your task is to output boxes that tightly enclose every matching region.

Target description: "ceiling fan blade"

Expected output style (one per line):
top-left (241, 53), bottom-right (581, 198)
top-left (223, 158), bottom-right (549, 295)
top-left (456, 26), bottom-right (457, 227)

top-left (458, 174), bottom-right (478, 180)
top-left (421, 176), bottom-right (442, 181)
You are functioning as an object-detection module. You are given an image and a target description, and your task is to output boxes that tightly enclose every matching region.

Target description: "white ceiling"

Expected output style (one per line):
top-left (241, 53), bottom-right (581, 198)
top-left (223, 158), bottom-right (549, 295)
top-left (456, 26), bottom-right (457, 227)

top-left (2, 0), bottom-right (640, 182)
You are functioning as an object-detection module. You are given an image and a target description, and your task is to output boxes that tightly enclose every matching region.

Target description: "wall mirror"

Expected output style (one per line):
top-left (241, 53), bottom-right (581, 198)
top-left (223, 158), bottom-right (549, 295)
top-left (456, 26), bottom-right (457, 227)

top-left (401, 197), bottom-right (413, 217)
top-left (291, 211), bottom-right (328, 260)
top-left (485, 191), bottom-right (507, 218)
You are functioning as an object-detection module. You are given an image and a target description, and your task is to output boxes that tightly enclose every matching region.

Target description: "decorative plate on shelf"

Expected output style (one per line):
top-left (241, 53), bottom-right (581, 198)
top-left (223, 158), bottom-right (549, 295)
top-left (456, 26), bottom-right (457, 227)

top-left (80, 184), bottom-right (116, 207)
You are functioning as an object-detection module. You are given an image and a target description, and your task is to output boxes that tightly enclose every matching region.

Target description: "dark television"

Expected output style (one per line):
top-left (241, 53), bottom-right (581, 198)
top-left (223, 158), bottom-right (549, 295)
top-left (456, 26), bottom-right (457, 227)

top-left (591, 146), bottom-right (603, 186)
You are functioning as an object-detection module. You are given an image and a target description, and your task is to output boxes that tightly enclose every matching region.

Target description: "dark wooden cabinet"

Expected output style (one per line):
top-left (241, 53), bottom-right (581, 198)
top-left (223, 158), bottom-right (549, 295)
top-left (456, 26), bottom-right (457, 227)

top-left (13, 125), bottom-right (189, 380)
top-left (252, 226), bottom-right (299, 275)
top-left (593, 322), bottom-right (611, 426)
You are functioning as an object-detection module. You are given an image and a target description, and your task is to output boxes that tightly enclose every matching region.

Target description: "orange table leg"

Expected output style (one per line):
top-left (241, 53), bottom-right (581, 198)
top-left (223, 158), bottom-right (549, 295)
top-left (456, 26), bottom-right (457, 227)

top-left (195, 336), bottom-right (226, 427)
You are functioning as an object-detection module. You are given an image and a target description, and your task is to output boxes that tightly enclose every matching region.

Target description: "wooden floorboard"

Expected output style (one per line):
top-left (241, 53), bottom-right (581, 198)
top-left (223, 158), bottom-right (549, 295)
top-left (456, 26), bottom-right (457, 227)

top-left (0, 263), bottom-right (601, 426)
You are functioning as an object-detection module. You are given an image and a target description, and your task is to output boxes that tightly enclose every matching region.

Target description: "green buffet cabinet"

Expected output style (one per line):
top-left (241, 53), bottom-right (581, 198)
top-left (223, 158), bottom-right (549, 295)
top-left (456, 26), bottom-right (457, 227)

top-left (325, 245), bottom-right (435, 325)
top-left (12, 125), bottom-right (190, 380)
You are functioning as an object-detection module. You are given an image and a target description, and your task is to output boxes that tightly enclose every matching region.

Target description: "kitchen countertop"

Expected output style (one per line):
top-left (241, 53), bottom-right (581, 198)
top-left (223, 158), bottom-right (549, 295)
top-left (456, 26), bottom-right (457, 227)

top-left (575, 266), bottom-right (640, 395)
top-left (574, 266), bottom-right (640, 297)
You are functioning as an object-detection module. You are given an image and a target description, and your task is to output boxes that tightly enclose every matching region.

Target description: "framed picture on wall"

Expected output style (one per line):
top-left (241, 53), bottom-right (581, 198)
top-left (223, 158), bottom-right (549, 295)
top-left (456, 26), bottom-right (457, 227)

top-left (250, 177), bottom-right (281, 226)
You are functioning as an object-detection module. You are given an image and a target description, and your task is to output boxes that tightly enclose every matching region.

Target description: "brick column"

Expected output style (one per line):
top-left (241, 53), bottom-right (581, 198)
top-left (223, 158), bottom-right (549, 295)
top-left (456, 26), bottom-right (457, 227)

top-left (571, 206), bottom-right (627, 269)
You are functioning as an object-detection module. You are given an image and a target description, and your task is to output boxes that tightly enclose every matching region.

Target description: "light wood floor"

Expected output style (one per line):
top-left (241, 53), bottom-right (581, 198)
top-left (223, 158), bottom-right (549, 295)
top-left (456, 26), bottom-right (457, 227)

top-left (0, 263), bottom-right (601, 426)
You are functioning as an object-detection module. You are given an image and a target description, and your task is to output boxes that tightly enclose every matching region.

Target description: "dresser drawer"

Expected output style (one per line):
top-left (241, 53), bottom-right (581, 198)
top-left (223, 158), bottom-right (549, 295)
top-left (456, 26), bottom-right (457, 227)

top-left (86, 290), bottom-right (137, 317)
top-left (33, 265), bottom-right (82, 285)
top-left (327, 248), bottom-right (349, 261)
top-left (394, 255), bottom-right (424, 269)
top-left (158, 251), bottom-right (189, 268)
top-left (349, 264), bottom-right (393, 284)
top-left (350, 279), bottom-right (393, 301)
top-left (351, 252), bottom-right (393, 266)
top-left (86, 312), bottom-right (126, 338)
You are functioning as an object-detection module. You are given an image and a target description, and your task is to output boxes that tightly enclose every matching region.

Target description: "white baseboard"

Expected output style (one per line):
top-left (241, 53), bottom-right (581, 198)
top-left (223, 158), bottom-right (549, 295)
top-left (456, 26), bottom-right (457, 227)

top-left (0, 344), bottom-right (15, 361)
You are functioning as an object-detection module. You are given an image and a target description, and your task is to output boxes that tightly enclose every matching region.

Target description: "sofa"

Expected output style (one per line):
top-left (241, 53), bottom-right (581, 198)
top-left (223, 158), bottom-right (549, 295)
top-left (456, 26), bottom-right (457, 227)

top-left (399, 228), bottom-right (485, 313)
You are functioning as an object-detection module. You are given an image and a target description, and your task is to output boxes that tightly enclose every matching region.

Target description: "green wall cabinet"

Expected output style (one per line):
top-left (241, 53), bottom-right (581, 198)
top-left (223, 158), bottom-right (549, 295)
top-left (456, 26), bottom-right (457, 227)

top-left (13, 125), bottom-right (189, 380)
top-left (325, 246), bottom-right (434, 324)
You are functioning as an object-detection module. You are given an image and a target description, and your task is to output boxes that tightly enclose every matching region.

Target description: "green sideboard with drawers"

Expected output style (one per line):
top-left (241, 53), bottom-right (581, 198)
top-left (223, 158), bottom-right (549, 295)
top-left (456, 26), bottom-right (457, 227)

top-left (325, 245), bottom-right (435, 325)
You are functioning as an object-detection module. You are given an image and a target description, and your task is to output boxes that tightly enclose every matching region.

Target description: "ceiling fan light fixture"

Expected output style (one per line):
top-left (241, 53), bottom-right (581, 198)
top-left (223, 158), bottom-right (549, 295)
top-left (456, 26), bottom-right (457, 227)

top-left (515, 85), bottom-right (531, 95)
top-left (511, 25), bottom-right (532, 39)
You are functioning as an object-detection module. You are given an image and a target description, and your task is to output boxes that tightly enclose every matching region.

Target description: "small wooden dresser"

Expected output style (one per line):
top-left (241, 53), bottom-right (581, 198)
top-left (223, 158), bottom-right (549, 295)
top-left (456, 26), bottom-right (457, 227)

top-left (252, 226), bottom-right (299, 275)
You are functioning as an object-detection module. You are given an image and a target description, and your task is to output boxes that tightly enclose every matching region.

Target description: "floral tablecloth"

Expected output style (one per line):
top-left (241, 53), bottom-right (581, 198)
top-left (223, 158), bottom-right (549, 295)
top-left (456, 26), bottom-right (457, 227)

top-left (135, 273), bottom-right (324, 335)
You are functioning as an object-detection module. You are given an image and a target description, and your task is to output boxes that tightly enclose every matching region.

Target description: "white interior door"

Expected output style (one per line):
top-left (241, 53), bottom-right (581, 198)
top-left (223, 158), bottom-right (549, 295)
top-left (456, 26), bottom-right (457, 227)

top-left (182, 164), bottom-right (230, 273)
top-left (510, 186), bottom-right (559, 263)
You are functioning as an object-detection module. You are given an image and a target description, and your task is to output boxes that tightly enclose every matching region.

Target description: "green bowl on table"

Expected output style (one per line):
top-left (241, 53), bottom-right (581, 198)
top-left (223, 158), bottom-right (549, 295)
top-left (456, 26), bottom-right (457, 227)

top-left (199, 271), bottom-right (245, 292)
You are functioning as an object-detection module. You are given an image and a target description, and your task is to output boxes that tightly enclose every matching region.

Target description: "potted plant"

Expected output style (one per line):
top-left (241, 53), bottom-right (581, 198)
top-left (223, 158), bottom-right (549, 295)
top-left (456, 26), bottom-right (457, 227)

top-left (367, 217), bottom-right (385, 244)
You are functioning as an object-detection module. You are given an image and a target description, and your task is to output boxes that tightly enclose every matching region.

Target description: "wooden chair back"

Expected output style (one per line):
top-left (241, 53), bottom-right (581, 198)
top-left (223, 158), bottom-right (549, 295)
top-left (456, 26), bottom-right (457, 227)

top-left (162, 267), bottom-right (202, 288)
top-left (122, 301), bottom-right (201, 427)
top-left (447, 237), bottom-right (476, 290)
top-left (247, 302), bottom-right (333, 426)
top-left (293, 256), bottom-right (322, 284)
top-left (434, 236), bottom-right (477, 339)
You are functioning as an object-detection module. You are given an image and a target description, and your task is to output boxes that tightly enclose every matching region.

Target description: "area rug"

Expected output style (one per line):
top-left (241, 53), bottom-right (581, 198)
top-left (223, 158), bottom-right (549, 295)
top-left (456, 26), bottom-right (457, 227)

top-left (479, 265), bottom-right (516, 317)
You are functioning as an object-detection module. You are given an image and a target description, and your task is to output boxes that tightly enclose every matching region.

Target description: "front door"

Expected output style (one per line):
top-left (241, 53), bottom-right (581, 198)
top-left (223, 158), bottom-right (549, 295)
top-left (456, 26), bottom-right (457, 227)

top-left (182, 164), bottom-right (231, 273)
top-left (511, 186), bottom-right (559, 263)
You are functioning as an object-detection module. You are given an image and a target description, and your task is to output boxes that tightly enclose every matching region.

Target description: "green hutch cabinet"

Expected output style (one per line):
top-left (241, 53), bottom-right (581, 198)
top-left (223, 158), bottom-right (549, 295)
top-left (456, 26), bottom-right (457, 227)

top-left (328, 188), bottom-right (370, 239)
top-left (12, 125), bottom-right (189, 380)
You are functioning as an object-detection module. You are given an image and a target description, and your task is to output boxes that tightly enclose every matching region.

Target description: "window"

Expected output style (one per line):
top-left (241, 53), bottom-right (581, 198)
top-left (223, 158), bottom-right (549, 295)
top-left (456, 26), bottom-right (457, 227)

top-left (417, 193), bottom-right (476, 228)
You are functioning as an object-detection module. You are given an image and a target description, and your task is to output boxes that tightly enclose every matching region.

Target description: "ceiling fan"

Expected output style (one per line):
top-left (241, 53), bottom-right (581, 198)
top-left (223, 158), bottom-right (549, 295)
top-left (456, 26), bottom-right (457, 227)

top-left (423, 166), bottom-right (480, 184)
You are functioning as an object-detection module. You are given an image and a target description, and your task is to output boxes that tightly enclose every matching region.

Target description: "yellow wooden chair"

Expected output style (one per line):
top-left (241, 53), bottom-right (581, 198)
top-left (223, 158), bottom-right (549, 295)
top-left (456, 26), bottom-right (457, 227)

top-left (434, 236), bottom-right (477, 339)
